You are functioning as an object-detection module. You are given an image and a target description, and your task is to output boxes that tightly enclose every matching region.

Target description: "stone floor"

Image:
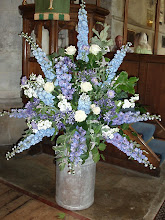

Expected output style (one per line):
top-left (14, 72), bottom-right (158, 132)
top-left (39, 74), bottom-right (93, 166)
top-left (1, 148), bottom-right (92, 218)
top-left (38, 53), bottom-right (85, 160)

top-left (0, 146), bottom-right (165, 220)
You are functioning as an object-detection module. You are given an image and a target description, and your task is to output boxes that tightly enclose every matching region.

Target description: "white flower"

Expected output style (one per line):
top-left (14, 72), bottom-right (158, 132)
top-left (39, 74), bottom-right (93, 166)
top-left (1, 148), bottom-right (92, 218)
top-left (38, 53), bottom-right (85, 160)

top-left (80, 82), bottom-right (93, 92)
top-left (89, 44), bottom-right (101, 55)
top-left (37, 120), bottom-right (52, 131)
top-left (29, 73), bottom-right (36, 80)
top-left (36, 75), bottom-right (45, 85)
top-left (117, 101), bottom-right (122, 107)
top-left (130, 94), bottom-right (139, 102)
top-left (58, 99), bottom-right (72, 113)
top-left (43, 82), bottom-right (54, 93)
top-left (91, 104), bottom-right (96, 109)
top-left (57, 94), bottom-right (65, 100)
top-left (92, 106), bottom-right (101, 115)
top-left (65, 45), bottom-right (77, 56)
top-left (122, 99), bottom-right (132, 109)
top-left (102, 126), bottom-right (119, 140)
top-left (24, 88), bottom-right (37, 98)
top-left (75, 110), bottom-right (87, 122)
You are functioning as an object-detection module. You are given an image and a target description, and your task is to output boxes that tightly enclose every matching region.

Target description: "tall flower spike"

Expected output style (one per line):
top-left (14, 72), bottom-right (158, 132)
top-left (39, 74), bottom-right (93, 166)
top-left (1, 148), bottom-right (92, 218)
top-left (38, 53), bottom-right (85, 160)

top-left (103, 43), bottom-right (131, 86)
top-left (20, 32), bottom-right (55, 82)
top-left (76, 0), bottom-right (89, 62)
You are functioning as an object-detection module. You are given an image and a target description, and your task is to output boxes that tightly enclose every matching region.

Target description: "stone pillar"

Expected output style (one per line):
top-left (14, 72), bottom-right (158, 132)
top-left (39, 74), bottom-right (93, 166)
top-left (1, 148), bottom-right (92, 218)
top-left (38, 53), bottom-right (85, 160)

top-left (0, 0), bottom-right (30, 146)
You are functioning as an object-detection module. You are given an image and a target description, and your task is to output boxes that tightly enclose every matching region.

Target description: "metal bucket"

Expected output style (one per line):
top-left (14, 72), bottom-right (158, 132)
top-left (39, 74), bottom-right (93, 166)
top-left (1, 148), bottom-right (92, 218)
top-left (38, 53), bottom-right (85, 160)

top-left (55, 155), bottom-right (96, 210)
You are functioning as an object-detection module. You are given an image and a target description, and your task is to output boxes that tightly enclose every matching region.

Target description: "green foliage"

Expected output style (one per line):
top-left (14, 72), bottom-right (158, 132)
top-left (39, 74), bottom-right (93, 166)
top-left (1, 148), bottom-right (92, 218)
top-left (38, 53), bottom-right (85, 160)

top-left (91, 146), bottom-right (100, 163)
top-left (113, 71), bottom-right (138, 94)
top-left (56, 212), bottom-right (66, 219)
top-left (91, 22), bottom-right (113, 55)
top-left (98, 143), bottom-right (106, 151)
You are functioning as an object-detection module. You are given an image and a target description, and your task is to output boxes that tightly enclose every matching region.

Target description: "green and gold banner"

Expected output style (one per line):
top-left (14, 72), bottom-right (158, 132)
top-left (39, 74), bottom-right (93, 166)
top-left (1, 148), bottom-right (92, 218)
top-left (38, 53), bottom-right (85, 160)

top-left (34, 0), bottom-right (70, 21)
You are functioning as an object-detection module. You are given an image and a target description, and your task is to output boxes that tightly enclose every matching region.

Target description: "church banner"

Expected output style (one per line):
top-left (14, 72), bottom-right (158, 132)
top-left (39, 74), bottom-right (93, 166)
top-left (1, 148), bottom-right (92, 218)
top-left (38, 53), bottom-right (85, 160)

top-left (34, 0), bottom-right (70, 21)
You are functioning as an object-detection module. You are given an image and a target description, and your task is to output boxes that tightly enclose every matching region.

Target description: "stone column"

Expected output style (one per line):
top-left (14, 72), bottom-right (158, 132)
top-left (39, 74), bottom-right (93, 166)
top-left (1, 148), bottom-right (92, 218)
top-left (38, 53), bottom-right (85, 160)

top-left (0, 0), bottom-right (31, 146)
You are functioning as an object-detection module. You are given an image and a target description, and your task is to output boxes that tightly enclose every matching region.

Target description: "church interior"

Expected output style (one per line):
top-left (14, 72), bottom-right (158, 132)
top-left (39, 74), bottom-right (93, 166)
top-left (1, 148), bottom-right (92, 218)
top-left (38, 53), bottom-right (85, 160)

top-left (0, 0), bottom-right (165, 219)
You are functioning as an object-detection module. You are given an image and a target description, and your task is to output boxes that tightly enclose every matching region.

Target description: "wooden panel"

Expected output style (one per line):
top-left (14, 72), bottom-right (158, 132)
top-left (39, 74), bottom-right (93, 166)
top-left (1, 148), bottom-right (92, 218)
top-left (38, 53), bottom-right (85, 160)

top-left (144, 63), bottom-right (165, 125)
top-left (107, 52), bottom-right (165, 126)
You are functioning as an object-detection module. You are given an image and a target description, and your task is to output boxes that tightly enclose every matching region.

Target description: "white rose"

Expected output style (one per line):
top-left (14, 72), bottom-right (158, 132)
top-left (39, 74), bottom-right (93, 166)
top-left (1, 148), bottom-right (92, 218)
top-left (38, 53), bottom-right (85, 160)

top-left (65, 45), bottom-right (77, 56)
top-left (43, 82), bottom-right (54, 93)
top-left (89, 44), bottom-right (101, 55)
top-left (75, 110), bottom-right (87, 122)
top-left (81, 82), bottom-right (93, 93)
top-left (92, 106), bottom-right (101, 115)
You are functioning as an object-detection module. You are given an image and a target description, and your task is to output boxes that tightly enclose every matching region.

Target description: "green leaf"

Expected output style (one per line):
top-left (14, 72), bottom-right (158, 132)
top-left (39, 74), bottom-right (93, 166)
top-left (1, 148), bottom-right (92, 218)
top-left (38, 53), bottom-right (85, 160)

top-left (117, 71), bottom-right (128, 82)
top-left (128, 77), bottom-right (139, 83)
top-left (59, 162), bottom-right (66, 171)
top-left (95, 137), bottom-right (100, 145)
top-left (78, 121), bottom-right (88, 131)
top-left (56, 212), bottom-right (66, 219)
top-left (80, 152), bottom-right (89, 161)
top-left (119, 130), bottom-right (124, 136)
top-left (92, 28), bottom-right (100, 38)
top-left (51, 130), bottom-right (57, 141)
top-left (92, 146), bottom-right (98, 154)
top-left (98, 143), bottom-right (106, 151)
top-left (92, 151), bottom-right (100, 163)
top-left (56, 135), bottom-right (65, 145)
top-left (94, 125), bottom-right (101, 134)
top-left (91, 146), bottom-right (100, 163)
top-left (132, 131), bottom-right (138, 137)
top-left (121, 123), bottom-right (129, 130)
top-left (101, 154), bottom-right (105, 161)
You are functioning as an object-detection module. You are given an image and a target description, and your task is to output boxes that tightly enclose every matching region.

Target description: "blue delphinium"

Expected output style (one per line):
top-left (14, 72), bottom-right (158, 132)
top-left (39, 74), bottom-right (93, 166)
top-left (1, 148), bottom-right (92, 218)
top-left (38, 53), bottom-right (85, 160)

top-left (76, 1), bottom-right (89, 62)
top-left (6, 128), bottom-right (55, 159)
top-left (104, 44), bottom-right (131, 85)
top-left (105, 132), bottom-right (152, 168)
top-left (55, 57), bottom-right (75, 100)
top-left (36, 88), bottom-right (55, 106)
top-left (69, 126), bottom-right (86, 166)
top-left (78, 93), bottom-right (91, 114)
top-left (9, 99), bottom-right (40, 119)
top-left (20, 32), bottom-right (55, 82)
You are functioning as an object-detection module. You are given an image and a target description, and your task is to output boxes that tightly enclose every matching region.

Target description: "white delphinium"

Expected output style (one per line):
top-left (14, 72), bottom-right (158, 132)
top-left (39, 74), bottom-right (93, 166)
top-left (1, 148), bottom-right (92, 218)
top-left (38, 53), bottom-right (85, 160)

top-left (122, 99), bottom-right (134, 109)
top-left (102, 125), bottom-right (119, 140)
top-left (37, 120), bottom-right (52, 130)
top-left (36, 75), bottom-right (45, 86)
top-left (21, 74), bottom-right (46, 99)
top-left (58, 97), bottom-right (72, 113)
top-left (122, 94), bottom-right (139, 109)
top-left (29, 73), bottom-right (37, 80)
top-left (130, 94), bottom-right (139, 102)
top-left (29, 120), bottom-right (52, 133)
top-left (24, 87), bottom-right (38, 98)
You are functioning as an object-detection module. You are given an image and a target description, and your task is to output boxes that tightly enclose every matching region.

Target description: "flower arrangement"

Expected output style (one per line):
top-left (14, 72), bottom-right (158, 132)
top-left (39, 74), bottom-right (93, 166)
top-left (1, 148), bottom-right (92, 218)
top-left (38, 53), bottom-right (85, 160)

top-left (1, 1), bottom-right (161, 174)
